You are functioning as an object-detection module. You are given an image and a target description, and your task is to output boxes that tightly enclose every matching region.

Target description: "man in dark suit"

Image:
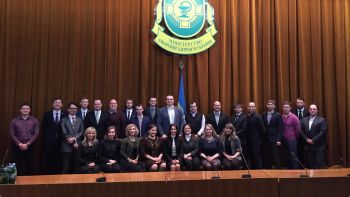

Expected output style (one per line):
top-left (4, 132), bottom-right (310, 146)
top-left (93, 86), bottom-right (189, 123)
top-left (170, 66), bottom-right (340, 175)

top-left (84, 99), bottom-right (109, 140)
top-left (185, 102), bottom-right (205, 136)
top-left (245, 102), bottom-right (265, 169)
top-left (107, 99), bottom-right (127, 138)
top-left (60, 102), bottom-right (84, 173)
top-left (230, 103), bottom-right (247, 156)
top-left (42, 98), bottom-right (67, 174)
top-left (300, 104), bottom-right (327, 169)
top-left (262, 100), bottom-right (283, 169)
top-left (131, 104), bottom-right (152, 138)
top-left (123, 99), bottom-right (137, 124)
top-left (157, 95), bottom-right (185, 139)
top-left (292, 98), bottom-right (310, 165)
top-left (206, 101), bottom-right (229, 135)
top-left (144, 97), bottom-right (158, 124)
top-left (76, 97), bottom-right (89, 122)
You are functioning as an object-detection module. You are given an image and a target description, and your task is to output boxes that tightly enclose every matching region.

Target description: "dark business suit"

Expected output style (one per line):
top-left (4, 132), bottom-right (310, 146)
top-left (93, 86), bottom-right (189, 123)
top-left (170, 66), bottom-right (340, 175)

top-left (84, 110), bottom-right (109, 140)
top-left (230, 113), bottom-right (247, 145)
top-left (292, 107), bottom-right (310, 165)
top-left (131, 115), bottom-right (152, 138)
top-left (144, 106), bottom-right (159, 124)
top-left (60, 116), bottom-right (84, 173)
top-left (300, 115), bottom-right (327, 169)
top-left (206, 111), bottom-right (230, 135)
top-left (245, 112), bottom-right (265, 169)
top-left (76, 109), bottom-right (90, 122)
top-left (157, 106), bottom-right (185, 136)
top-left (123, 108), bottom-right (137, 124)
top-left (163, 136), bottom-right (182, 169)
top-left (42, 110), bottom-right (67, 174)
top-left (262, 111), bottom-right (283, 169)
top-left (180, 135), bottom-right (200, 170)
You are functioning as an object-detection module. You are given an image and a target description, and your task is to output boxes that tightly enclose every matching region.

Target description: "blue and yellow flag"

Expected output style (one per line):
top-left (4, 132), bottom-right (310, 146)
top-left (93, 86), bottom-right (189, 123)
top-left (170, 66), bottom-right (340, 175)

top-left (177, 69), bottom-right (186, 114)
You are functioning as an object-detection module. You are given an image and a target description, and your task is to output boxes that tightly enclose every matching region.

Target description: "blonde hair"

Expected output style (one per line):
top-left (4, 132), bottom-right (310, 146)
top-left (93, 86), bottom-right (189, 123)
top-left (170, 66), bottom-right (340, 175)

top-left (202, 124), bottom-right (219, 138)
top-left (125, 124), bottom-right (139, 137)
top-left (82, 127), bottom-right (98, 146)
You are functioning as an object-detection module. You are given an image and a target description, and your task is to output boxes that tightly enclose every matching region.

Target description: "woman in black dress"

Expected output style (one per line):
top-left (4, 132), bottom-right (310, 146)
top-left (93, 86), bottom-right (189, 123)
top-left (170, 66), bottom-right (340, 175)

top-left (198, 124), bottom-right (223, 170)
top-left (120, 124), bottom-right (144, 172)
top-left (180, 124), bottom-right (200, 171)
top-left (140, 124), bottom-right (166, 171)
top-left (163, 124), bottom-right (182, 171)
top-left (98, 126), bottom-right (121, 172)
top-left (79, 127), bottom-right (100, 173)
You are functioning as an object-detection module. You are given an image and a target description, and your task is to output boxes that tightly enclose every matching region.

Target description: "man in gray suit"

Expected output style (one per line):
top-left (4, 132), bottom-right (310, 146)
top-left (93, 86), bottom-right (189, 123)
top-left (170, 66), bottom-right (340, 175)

top-left (157, 95), bottom-right (185, 139)
top-left (60, 102), bottom-right (84, 173)
top-left (300, 104), bottom-right (328, 169)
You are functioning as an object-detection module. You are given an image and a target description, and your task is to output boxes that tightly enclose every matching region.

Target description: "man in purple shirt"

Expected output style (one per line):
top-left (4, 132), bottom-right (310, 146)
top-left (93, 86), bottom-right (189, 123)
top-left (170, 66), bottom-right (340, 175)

top-left (282, 101), bottom-right (301, 169)
top-left (9, 103), bottom-right (39, 175)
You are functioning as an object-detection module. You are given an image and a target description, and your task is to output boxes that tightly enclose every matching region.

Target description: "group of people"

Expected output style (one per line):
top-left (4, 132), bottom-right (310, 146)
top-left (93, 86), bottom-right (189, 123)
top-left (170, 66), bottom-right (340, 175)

top-left (9, 96), bottom-right (327, 175)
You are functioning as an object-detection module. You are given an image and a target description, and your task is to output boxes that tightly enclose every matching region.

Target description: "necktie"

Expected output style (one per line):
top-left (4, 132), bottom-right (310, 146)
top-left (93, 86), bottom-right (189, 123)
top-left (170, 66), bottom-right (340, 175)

top-left (298, 109), bottom-right (303, 120)
top-left (82, 111), bottom-right (86, 120)
top-left (151, 108), bottom-right (155, 119)
top-left (234, 114), bottom-right (238, 124)
top-left (139, 118), bottom-right (142, 137)
top-left (267, 113), bottom-right (272, 124)
top-left (96, 111), bottom-right (100, 124)
top-left (72, 116), bottom-right (76, 130)
top-left (128, 110), bottom-right (131, 120)
top-left (215, 112), bottom-right (219, 125)
top-left (54, 112), bottom-right (59, 126)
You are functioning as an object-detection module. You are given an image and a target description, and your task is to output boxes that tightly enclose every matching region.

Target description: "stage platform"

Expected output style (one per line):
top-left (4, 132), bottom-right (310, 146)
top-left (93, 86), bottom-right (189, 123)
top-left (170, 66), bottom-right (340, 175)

top-left (1, 169), bottom-right (350, 197)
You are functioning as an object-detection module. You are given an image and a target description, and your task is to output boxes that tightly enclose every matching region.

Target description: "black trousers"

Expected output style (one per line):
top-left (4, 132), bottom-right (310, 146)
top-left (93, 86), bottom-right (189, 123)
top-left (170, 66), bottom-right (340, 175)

top-left (13, 144), bottom-right (35, 176)
top-left (222, 157), bottom-right (241, 170)
top-left (263, 142), bottom-right (281, 169)
top-left (305, 148), bottom-right (326, 169)
top-left (44, 143), bottom-right (62, 174)
top-left (62, 150), bottom-right (80, 174)
top-left (246, 142), bottom-right (262, 169)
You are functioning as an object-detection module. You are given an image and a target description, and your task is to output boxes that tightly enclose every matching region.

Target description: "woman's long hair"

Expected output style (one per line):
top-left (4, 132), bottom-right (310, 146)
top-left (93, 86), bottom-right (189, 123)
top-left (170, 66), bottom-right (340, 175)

top-left (82, 127), bottom-right (98, 146)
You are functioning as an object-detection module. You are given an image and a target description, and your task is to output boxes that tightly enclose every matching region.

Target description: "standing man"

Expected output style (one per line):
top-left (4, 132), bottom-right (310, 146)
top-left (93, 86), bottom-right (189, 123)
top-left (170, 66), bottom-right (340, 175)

top-left (300, 104), bottom-right (327, 169)
top-left (292, 98), bottom-right (310, 163)
top-left (60, 102), bottom-right (84, 173)
top-left (185, 102), bottom-right (205, 136)
top-left (245, 102), bottom-right (265, 169)
top-left (9, 103), bottom-right (39, 175)
top-left (206, 101), bottom-right (229, 135)
top-left (262, 100), bottom-right (283, 169)
top-left (84, 99), bottom-right (109, 140)
top-left (42, 98), bottom-right (67, 174)
top-left (76, 97), bottom-right (89, 122)
top-left (144, 97), bottom-right (158, 124)
top-left (157, 95), bottom-right (185, 139)
top-left (124, 99), bottom-right (137, 124)
top-left (131, 104), bottom-right (152, 138)
top-left (107, 99), bottom-right (127, 138)
top-left (282, 101), bottom-right (301, 169)
top-left (230, 103), bottom-right (247, 155)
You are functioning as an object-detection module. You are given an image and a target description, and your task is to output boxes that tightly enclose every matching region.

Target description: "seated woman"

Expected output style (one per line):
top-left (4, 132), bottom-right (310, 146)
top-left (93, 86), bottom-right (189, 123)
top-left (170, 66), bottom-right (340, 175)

top-left (198, 124), bottom-right (223, 170)
top-left (79, 127), bottom-right (100, 173)
top-left (163, 124), bottom-right (182, 171)
top-left (220, 123), bottom-right (242, 170)
top-left (120, 124), bottom-right (144, 172)
top-left (180, 124), bottom-right (200, 171)
top-left (140, 124), bottom-right (166, 171)
top-left (98, 126), bottom-right (121, 173)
